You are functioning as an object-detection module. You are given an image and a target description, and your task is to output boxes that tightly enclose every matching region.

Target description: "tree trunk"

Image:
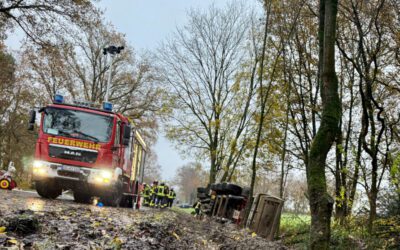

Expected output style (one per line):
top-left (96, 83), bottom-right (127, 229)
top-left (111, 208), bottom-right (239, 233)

top-left (368, 158), bottom-right (379, 232)
top-left (280, 78), bottom-right (291, 199)
top-left (368, 191), bottom-right (377, 233)
top-left (243, 0), bottom-right (272, 225)
top-left (307, 0), bottom-right (340, 249)
top-left (209, 151), bottom-right (217, 184)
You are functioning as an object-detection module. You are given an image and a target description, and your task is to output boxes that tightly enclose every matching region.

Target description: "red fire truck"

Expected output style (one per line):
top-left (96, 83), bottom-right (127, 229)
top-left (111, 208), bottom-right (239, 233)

top-left (28, 95), bottom-right (147, 207)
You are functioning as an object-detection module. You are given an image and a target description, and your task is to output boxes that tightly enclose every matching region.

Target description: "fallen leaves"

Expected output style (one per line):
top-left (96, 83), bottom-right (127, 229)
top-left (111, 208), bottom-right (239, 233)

top-left (172, 231), bottom-right (180, 241)
top-left (1, 190), bottom-right (287, 249)
top-left (7, 239), bottom-right (17, 245)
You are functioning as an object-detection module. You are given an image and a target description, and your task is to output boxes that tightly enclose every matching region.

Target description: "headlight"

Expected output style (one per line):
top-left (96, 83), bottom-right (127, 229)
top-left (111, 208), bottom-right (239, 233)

top-left (100, 170), bottom-right (113, 179)
top-left (94, 170), bottom-right (113, 184)
top-left (33, 160), bottom-right (44, 168)
top-left (32, 161), bottom-right (47, 175)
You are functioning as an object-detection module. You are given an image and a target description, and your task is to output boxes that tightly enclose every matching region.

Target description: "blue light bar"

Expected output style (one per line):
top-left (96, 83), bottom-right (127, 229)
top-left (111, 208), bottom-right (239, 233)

top-left (103, 102), bottom-right (113, 111)
top-left (54, 94), bottom-right (64, 103)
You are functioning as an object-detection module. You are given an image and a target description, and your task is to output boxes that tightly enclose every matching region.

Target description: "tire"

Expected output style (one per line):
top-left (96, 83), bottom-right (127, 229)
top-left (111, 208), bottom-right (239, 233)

top-left (197, 187), bottom-right (206, 193)
top-left (241, 187), bottom-right (251, 197)
top-left (210, 184), bottom-right (217, 191)
top-left (35, 180), bottom-right (61, 199)
top-left (216, 183), bottom-right (228, 194)
top-left (120, 195), bottom-right (133, 208)
top-left (197, 192), bottom-right (207, 199)
top-left (199, 198), bottom-right (211, 203)
top-left (224, 183), bottom-right (242, 196)
top-left (102, 180), bottom-right (123, 207)
top-left (214, 183), bottom-right (223, 194)
top-left (73, 191), bottom-right (92, 204)
top-left (0, 179), bottom-right (10, 189)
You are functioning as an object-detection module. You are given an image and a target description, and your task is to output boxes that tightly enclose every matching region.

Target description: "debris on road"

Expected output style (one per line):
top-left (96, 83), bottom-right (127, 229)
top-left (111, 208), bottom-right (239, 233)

top-left (0, 190), bottom-right (287, 249)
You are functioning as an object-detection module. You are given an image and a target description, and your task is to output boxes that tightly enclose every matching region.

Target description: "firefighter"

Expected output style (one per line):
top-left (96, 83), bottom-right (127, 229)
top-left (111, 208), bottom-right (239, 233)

top-left (155, 182), bottom-right (166, 208)
top-left (162, 184), bottom-right (169, 208)
top-left (193, 199), bottom-right (202, 219)
top-left (149, 180), bottom-right (158, 207)
top-left (167, 188), bottom-right (176, 208)
top-left (141, 183), bottom-right (151, 206)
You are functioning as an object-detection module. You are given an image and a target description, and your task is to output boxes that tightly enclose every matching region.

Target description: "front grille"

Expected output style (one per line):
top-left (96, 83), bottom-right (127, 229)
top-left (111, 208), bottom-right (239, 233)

top-left (57, 170), bottom-right (81, 179)
top-left (49, 145), bottom-right (98, 163)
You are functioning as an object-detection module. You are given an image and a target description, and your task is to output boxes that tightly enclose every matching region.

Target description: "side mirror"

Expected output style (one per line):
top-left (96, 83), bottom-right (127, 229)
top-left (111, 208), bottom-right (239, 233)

top-left (122, 124), bottom-right (131, 146)
top-left (28, 110), bottom-right (36, 131)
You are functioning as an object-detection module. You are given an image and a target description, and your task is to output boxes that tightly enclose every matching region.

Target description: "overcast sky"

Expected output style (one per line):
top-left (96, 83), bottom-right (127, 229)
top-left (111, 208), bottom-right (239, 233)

top-left (5, 0), bottom-right (261, 181)
top-left (94, 0), bottom-right (232, 181)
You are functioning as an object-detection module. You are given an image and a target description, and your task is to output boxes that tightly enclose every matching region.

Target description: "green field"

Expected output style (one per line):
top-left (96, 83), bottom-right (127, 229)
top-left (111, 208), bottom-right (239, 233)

top-left (278, 213), bottom-right (311, 248)
top-left (172, 206), bottom-right (195, 214)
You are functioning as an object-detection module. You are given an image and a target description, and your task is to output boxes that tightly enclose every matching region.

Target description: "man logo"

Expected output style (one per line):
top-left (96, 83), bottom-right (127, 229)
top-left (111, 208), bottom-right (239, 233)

top-left (64, 150), bottom-right (82, 157)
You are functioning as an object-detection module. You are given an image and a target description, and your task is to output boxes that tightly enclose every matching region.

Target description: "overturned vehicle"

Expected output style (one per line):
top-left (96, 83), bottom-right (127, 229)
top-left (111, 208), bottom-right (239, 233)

top-left (196, 183), bottom-right (250, 224)
top-left (196, 183), bottom-right (284, 240)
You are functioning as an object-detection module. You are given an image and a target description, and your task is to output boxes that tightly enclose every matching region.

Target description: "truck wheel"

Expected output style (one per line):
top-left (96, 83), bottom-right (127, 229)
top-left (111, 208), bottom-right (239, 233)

top-left (73, 191), bottom-right (92, 204)
top-left (103, 180), bottom-right (123, 207)
top-left (120, 195), bottom-right (133, 208)
top-left (35, 180), bottom-right (61, 199)
top-left (197, 187), bottom-right (207, 193)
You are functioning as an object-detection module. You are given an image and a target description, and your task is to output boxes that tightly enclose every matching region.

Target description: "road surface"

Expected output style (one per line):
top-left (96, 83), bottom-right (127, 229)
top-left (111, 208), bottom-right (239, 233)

top-left (0, 189), bottom-right (285, 249)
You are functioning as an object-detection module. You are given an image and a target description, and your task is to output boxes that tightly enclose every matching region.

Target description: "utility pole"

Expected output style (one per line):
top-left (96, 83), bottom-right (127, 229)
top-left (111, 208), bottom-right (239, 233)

top-left (103, 45), bottom-right (124, 102)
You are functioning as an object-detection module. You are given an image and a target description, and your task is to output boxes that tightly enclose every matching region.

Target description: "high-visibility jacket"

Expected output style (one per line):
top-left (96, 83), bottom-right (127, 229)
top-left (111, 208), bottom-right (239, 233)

top-left (167, 190), bottom-right (176, 199)
top-left (142, 185), bottom-right (151, 197)
top-left (157, 185), bottom-right (166, 197)
top-left (151, 186), bottom-right (157, 195)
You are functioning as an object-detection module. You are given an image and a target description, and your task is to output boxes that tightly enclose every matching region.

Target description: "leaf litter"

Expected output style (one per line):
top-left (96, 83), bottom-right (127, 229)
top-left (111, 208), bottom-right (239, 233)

top-left (0, 190), bottom-right (287, 249)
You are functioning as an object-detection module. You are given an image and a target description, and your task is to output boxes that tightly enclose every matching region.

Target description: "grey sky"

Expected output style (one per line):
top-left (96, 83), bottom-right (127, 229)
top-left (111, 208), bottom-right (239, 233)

top-left (94, 0), bottom-right (233, 181)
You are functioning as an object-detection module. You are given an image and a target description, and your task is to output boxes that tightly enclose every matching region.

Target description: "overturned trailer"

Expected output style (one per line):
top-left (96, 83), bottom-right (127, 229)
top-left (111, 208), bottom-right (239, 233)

top-left (196, 183), bottom-right (284, 240)
top-left (196, 183), bottom-right (249, 223)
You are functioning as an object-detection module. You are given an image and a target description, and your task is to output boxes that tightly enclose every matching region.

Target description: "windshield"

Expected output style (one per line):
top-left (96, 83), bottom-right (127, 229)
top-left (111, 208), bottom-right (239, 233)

top-left (43, 108), bottom-right (114, 143)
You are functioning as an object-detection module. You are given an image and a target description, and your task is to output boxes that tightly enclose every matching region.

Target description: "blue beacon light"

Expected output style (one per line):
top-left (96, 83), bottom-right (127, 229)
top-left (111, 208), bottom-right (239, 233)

top-left (103, 102), bottom-right (113, 111)
top-left (54, 94), bottom-right (64, 103)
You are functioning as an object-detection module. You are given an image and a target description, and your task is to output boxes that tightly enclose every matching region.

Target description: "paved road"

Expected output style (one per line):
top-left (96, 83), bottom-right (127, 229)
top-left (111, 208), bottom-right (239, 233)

top-left (0, 189), bottom-right (85, 214)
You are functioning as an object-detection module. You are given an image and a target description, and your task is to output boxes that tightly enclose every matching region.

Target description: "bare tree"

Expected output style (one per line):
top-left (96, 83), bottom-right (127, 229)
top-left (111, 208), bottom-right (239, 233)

top-left (173, 162), bottom-right (208, 204)
top-left (336, 0), bottom-right (398, 232)
top-left (0, 0), bottom-right (95, 44)
top-left (22, 18), bottom-right (162, 142)
top-left (158, 3), bottom-right (253, 184)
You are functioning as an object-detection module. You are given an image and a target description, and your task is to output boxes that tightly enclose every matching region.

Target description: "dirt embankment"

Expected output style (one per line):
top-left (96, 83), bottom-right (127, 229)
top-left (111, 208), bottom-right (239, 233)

top-left (0, 190), bottom-right (287, 249)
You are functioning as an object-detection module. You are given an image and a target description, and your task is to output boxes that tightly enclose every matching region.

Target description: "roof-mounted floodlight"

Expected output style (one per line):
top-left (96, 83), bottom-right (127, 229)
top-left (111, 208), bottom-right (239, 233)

top-left (103, 45), bottom-right (124, 103)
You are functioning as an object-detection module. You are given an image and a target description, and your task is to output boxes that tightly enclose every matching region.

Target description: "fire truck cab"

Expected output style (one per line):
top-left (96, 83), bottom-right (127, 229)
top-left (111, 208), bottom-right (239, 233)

top-left (29, 95), bottom-right (146, 207)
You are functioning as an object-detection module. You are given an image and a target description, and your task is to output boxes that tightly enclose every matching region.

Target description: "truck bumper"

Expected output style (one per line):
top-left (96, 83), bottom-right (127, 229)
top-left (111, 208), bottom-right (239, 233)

top-left (32, 160), bottom-right (120, 192)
